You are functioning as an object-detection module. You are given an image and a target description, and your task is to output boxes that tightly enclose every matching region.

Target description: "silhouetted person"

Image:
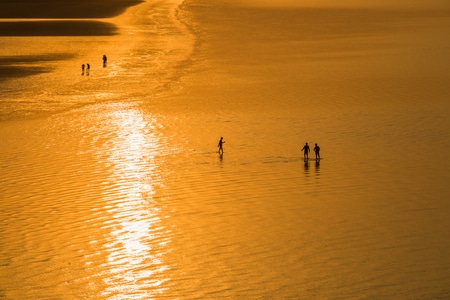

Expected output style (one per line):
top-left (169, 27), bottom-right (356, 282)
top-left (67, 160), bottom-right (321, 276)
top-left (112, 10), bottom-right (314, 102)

top-left (81, 64), bottom-right (85, 75)
top-left (86, 63), bottom-right (90, 76)
top-left (103, 55), bottom-right (107, 67)
top-left (218, 137), bottom-right (225, 154)
top-left (314, 143), bottom-right (320, 160)
top-left (301, 142), bottom-right (310, 160)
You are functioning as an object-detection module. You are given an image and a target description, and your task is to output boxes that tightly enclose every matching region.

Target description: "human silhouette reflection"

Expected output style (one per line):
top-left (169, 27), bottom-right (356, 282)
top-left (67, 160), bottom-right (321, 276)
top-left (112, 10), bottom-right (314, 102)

top-left (304, 160), bottom-right (309, 171)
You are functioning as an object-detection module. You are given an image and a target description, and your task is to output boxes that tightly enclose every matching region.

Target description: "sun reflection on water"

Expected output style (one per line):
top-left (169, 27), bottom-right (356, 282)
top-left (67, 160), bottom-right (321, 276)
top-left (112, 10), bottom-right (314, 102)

top-left (98, 105), bottom-right (169, 298)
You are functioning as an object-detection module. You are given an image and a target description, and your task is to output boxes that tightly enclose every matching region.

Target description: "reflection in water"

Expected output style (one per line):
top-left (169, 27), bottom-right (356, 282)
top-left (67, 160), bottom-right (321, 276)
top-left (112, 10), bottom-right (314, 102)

top-left (304, 160), bottom-right (309, 173)
top-left (98, 106), bottom-right (169, 298)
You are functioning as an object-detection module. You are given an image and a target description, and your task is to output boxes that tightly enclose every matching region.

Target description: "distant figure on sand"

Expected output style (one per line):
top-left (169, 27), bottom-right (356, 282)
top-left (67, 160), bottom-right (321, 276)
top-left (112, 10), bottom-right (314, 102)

top-left (81, 64), bottom-right (85, 75)
top-left (301, 142), bottom-right (310, 160)
top-left (314, 143), bottom-right (320, 160)
top-left (86, 64), bottom-right (90, 76)
top-left (218, 137), bottom-right (225, 154)
top-left (103, 55), bottom-right (107, 67)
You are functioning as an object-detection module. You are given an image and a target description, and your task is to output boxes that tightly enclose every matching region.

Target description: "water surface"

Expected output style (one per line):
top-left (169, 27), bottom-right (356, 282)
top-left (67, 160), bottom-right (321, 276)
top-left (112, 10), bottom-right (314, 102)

top-left (1, 0), bottom-right (450, 298)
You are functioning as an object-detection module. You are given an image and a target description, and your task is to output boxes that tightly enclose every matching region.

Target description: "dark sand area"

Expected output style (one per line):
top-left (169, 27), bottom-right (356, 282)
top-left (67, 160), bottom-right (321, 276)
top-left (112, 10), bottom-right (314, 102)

top-left (0, 54), bottom-right (75, 82)
top-left (0, 0), bottom-right (143, 18)
top-left (0, 0), bottom-right (132, 80)
top-left (0, 20), bottom-right (116, 79)
top-left (0, 65), bottom-right (52, 82)
top-left (0, 21), bottom-right (117, 36)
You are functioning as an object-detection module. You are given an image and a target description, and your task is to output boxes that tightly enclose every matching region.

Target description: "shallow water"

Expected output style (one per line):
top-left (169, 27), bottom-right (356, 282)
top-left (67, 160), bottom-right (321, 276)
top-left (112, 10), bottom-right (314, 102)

top-left (1, 0), bottom-right (450, 298)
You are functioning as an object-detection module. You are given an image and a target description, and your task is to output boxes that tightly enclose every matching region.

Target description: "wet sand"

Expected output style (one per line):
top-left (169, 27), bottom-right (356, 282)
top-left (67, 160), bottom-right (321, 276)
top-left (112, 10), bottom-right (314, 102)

top-left (0, 0), bottom-right (139, 81)
top-left (0, 0), bottom-right (143, 18)
top-left (0, 53), bottom-right (75, 80)
top-left (0, 21), bottom-right (118, 36)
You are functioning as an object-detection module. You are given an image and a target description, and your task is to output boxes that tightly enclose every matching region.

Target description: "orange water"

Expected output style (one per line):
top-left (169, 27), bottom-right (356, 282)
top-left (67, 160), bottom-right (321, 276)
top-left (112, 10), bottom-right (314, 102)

top-left (1, 0), bottom-right (450, 298)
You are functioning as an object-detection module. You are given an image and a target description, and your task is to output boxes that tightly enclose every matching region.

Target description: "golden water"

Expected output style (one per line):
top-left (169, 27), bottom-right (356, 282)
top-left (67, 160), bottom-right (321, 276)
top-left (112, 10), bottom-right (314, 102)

top-left (1, 0), bottom-right (450, 298)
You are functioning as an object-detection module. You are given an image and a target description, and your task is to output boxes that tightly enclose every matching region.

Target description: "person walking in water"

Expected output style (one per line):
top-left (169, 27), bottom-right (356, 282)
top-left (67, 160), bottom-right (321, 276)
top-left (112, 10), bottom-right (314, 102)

top-left (86, 63), bottom-right (90, 76)
top-left (81, 64), bottom-right (85, 75)
top-left (301, 142), bottom-right (310, 160)
top-left (102, 55), bottom-right (107, 67)
top-left (218, 137), bottom-right (225, 154)
top-left (313, 143), bottom-right (321, 160)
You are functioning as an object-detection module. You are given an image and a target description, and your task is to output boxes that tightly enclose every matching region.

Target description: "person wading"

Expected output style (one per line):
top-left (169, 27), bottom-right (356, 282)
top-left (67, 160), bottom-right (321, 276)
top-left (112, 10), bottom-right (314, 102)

top-left (301, 142), bottom-right (310, 160)
top-left (218, 137), bottom-right (225, 154)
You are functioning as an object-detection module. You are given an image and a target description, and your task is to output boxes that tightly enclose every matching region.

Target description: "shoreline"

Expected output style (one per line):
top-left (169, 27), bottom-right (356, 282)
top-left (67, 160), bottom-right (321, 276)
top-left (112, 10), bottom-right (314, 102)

top-left (0, 0), bottom-right (194, 122)
top-left (0, 0), bottom-right (144, 19)
top-left (0, 0), bottom-right (141, 83)
top-left (0, 20), bottom-right (118, 36)
top-left (0, 0), bottom-right (145, 89)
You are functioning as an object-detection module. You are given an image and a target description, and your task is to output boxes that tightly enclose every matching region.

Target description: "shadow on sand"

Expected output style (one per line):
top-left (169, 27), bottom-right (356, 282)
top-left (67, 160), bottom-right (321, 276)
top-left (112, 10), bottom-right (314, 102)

top-left (0, 21), bottom-right (118, 36)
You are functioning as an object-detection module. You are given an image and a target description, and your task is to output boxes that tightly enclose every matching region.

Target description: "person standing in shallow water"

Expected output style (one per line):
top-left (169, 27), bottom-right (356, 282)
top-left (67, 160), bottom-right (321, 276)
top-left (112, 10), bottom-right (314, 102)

top-left (301, 142), bottom-right (310, 160)
top-left (314, 143), bottom-right (320, 160)
top-left (81, 64), bottom-right (85, 75)
top-left (86, 64), bottom-right (90, 76)
top-left (218, 137), bottom-right (225, 154)
top-left (103, 55), bottom-right (107, 67)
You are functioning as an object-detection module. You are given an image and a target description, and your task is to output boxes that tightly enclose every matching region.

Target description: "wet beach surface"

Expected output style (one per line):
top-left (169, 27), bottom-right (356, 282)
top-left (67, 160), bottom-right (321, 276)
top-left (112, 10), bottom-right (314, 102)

top-left (0, 0), bottom-right (143, 18)
top-left (0, 21), bottom-right (118, 37)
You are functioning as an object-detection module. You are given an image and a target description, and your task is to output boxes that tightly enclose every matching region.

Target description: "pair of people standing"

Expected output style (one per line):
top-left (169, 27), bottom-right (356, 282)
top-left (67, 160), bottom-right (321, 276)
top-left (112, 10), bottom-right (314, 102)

top-left (81, 63), bottom-right (90, 76)
top-left (301, 142), bottom-right (320, 160)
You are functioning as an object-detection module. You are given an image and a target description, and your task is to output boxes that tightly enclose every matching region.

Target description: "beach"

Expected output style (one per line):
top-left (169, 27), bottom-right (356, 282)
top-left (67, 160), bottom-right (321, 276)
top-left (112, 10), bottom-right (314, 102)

top-left (1, 0), bottom-right (450, 298)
